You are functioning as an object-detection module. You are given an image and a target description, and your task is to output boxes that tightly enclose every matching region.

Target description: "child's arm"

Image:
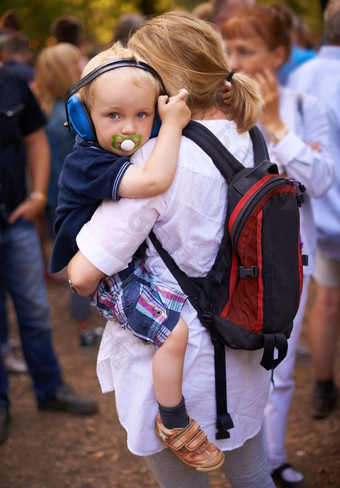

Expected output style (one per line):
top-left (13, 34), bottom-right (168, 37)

top-left (67, 250), bottom-right (105, 296)
top-left (118, 88), bottom-right (191, 198)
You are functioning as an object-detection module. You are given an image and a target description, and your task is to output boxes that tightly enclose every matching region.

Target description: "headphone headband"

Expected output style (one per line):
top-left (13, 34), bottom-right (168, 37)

top-left (64, 58), bottom-right (166, 142)
top-left (65, 58), bottom-right (167, 102)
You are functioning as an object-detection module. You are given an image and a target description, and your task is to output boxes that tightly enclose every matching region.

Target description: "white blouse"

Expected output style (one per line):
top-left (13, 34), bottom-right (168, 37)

top-left (262, 86), bottom-right (334, 275)
top-left (77, 119), bottom-right (272, 456)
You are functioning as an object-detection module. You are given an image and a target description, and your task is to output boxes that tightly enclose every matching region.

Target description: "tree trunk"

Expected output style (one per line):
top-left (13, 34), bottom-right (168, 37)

top-left (139, 0), bottom-right (156, 16)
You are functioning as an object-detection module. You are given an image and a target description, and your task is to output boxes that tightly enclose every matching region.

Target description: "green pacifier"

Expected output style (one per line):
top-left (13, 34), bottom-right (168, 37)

top-left (111, 134), bottom-right (142, 151)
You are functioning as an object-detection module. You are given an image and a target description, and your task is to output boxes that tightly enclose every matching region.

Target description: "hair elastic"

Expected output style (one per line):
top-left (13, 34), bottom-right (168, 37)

top-left (226, 71), bottom-right (235, 82)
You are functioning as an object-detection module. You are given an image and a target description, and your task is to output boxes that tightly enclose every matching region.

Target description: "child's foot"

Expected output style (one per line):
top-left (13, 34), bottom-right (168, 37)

top-left (155, 413), bottom-right (225, 472)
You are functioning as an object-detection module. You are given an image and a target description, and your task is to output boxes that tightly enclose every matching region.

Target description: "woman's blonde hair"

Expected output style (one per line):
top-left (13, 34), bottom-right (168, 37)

top-left (79, 42), bottom-right (163, 110)
top-left (34, 43), bottom-right (82, 115)
top-left (128, 10), bottom-right (262, 132)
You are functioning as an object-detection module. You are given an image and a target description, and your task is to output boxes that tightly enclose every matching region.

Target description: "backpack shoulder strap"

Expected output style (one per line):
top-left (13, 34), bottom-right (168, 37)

top-left (183, 121), bottom-right (242, 183)
top-left (248, 125), bottom-right (270, 163)
top-left (182, 121), bottom-right (269, 183)
top-left (149, 230), bottom-right (194, 297)
top-left (150, 121), bottom-right (268, 287)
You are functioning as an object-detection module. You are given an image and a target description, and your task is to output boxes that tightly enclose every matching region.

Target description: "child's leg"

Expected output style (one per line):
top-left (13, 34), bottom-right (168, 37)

top-left (153, 317), bottom-right (225, 472)
top-left (152, 316), bottom-right (188, 409)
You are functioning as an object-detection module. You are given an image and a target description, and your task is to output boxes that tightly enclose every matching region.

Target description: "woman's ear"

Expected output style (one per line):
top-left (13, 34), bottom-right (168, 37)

top-left (272, 45), bottom-right (288, 70)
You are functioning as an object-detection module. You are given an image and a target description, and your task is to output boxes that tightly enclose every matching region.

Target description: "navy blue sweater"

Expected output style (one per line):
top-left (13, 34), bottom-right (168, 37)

top-left (50, 137), bottom-right (132, 272)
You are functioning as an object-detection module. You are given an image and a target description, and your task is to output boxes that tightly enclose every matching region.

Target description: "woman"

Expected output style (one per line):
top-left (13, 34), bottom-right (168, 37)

top-left (34, 42), bottom-right (82, 234)
top-left (34, 43), bottom-right (103, 347)
top-left (68, 11), bottom-right (274, 488)
top-left (221, 4), bottom-right (334, 487)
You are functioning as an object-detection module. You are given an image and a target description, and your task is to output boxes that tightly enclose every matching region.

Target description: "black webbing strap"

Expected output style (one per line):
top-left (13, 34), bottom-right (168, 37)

top-left (149, 122), bottom-right (268, 440)
top-left (150, 230), bottom-right (234, 439)
top-left (248, 125), bottom-right (270, 164)
top-left (183, 122), bottom-right (242, 183)
top-left (260, 333), bottom-right (288, 370)
top-left (149, 231), bottom-right (200, 301)
top-left (214, 342), bottom-right (234, 438)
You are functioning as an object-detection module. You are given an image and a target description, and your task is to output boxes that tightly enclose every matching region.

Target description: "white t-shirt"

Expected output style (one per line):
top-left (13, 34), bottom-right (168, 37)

top-left (76, 119), bottom-right (272, 456)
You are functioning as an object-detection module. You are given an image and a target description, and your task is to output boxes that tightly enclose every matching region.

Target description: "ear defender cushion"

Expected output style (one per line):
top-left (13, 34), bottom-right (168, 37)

top-left (67, 94), bottom-right (96, 141)
top-left (150, 111), bottom-right (161, 138)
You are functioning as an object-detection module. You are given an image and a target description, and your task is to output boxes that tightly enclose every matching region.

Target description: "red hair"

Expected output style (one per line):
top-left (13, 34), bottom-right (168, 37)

top-left (221, 3), bottom-right (293, 63)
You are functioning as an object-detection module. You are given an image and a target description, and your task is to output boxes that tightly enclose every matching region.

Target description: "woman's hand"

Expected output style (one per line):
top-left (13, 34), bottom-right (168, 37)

top-left (8, 198), bottom-right (46, 224)
top-left (306, 141), bottom-right (321, 152)
top-left (252, 69), bottom-right (286, 134)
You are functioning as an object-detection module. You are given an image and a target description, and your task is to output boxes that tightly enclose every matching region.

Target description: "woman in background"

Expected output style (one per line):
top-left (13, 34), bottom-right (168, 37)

top-left (34, 43), bottom-right (103, 347)
top-left (222, 4), bottom-right (334, 487)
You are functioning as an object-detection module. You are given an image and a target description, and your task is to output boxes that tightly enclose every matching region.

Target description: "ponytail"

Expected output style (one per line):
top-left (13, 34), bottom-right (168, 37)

top-left (226, 71), bottom-right (263, 133)
top-left (128, 10), bottom-right (262, 133)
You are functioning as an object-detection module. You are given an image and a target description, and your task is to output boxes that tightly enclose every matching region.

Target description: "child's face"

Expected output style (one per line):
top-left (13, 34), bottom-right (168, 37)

top-left (90, 71), bottom-right (158, 155)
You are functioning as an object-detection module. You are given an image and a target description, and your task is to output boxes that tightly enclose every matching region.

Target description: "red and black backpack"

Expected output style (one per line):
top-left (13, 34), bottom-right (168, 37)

top-left (150, 121), bottom-right (307, 440)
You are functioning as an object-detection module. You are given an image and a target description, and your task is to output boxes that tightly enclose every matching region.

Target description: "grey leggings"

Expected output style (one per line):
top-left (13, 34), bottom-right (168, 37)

top-left (144, 429), bottom-right (275, 488)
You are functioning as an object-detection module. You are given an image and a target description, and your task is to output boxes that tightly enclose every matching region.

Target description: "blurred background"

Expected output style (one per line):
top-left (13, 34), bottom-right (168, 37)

top-left (0, 0), bottom-right (324, 60)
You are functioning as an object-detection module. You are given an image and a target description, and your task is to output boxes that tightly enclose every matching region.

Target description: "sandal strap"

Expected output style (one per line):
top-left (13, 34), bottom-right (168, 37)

top-left (170, 419), bottom-right (208, 451)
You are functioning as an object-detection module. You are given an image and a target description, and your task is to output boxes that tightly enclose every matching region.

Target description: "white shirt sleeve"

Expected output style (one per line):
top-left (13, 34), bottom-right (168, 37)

top-left (76, 192), bottom-right (166, 276)
top-left (270, 92), bottom-right (334, 199)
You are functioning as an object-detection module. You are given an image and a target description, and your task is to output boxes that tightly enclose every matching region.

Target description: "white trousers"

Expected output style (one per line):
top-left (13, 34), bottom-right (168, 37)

top-left (263, 275), bottom-right (311, 472)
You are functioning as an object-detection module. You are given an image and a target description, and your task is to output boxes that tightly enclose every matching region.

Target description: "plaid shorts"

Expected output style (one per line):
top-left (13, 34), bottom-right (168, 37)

top-left (90, 259), bottom-right (187, 349)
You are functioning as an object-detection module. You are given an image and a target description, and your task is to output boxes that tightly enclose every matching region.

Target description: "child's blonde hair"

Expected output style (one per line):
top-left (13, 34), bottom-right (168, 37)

top-left (79, 42), bottom-right (163, 110)
top-left (34, 42), bottom-right (82, 115)
top-left (128, 10), bottom-right (262, 133)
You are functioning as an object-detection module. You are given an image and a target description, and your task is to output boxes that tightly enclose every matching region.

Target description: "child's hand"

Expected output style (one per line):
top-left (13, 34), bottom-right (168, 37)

top-left (158, 88), bottom-right (191, 130)
top-left (221, 80), bottom-right (233, 119)
top-left (221, 80), bottom-right (232, 107)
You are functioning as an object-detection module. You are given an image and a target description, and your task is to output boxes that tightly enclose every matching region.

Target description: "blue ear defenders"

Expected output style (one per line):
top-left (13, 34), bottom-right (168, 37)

top-left (64, 59), bottom-right (167, 142)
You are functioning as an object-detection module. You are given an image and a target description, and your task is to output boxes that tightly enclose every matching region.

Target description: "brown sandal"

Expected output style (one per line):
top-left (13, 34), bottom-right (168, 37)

top-left (155, 414), bottom-right (225, 472)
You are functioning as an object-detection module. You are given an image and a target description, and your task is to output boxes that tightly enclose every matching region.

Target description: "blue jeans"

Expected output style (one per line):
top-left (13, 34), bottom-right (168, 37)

top-left (0, 283), bottom-right (9, 355)
top-left (69, 292), bottom-right (92, 322)
top-left (0, 219), bottom-right (62, 407)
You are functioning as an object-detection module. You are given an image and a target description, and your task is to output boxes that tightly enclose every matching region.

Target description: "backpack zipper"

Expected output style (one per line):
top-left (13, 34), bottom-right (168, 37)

top-left (231, 176), bottom-right (290, 246)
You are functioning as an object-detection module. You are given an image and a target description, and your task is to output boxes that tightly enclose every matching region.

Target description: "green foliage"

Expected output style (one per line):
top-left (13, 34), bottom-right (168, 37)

top-left (257, 0), bottom-right (323, 39)
top-left (0, 0), bottom-right (324, 53)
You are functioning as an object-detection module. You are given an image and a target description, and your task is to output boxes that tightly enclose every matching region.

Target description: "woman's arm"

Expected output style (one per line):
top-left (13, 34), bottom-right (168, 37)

top-left (270, 93), bottom-right (335, 198)
top-left (118, 89), bottom-right (190, 198)
top-left (249, 71), bottom-right (334, 198)
top-left (68, 190), bottom-right (165, 293)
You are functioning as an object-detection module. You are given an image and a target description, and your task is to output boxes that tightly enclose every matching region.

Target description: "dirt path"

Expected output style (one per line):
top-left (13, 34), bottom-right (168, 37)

top-left (0, 280), bottom-right (339, 488)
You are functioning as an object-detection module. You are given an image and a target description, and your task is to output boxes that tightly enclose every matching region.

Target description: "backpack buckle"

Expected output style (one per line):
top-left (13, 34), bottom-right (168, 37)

top-left (239, 265), bottom-right (259, 278)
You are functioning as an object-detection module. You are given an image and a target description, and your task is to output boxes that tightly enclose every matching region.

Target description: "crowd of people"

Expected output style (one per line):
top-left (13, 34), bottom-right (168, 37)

top-left (0, 1), bottom-right (339, 488)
